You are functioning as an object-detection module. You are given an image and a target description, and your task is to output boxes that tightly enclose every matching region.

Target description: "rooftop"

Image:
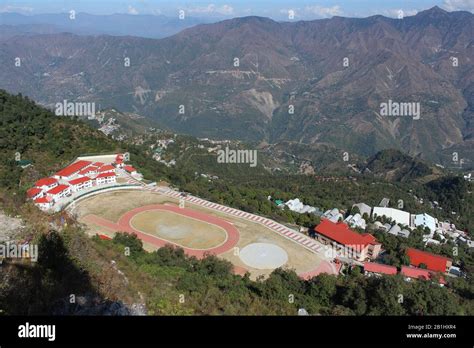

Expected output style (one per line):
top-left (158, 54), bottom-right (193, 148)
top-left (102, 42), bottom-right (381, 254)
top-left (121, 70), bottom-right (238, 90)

top-left (69, 176), bottom-right (92, 185)
top-left (35, 177), bottom-right (58, 187)
top-left (47, 184), bottom-right (70, 195)
top-left (406, 248), bottom-right (451, 273)
top-left (27, 187), bottom-right (42, 198)
top-left (55, 160), bottom-right (92, 177)
top-left (364, 262), bottom-right (397, 275)
top-left (315, 219), bottom-right (378, 248)
top-left (96, 172), bottom-right (116, 179)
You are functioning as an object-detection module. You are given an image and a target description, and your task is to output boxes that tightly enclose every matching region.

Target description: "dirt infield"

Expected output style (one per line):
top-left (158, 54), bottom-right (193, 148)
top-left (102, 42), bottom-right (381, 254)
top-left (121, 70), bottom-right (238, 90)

top-left (130, 210), bottom-right (227, 250)
top-left (83, 204), bottom-right (239, 258)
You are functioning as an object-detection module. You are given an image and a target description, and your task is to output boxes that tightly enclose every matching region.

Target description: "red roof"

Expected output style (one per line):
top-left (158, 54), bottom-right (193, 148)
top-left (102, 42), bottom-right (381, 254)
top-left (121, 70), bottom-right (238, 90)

top-left (401, 266), bottom-right (446, 284)
top-left (92, 162), bottom-right (104, 167)
top-left (96, 172), bottom-right (116, 179)
top-left (406, 248), bottom-right (451, 272)
top-left (47, 184), bottom-right (70, 195)
top-left (364, 262), bottom-right (397, 275)
top-left (69, 176), bottom-right (92, 185)
top-left (124, 165), bottom-right (136, 173)
top-left (27, 187), bottom-right (43, 198)
top-left (78, 166), bottom-right (98, 175)
top-left (55, 160), bottom-right (92, 177)
top-left (35, 177), bottom-right (57, 187)
top-left (315, 219), bottom-right (379, 248)
top-left (97, 234), bottom-right (112, 240)
top-left (98, 165), bottom-right (115, 173)
top-left (34, 196), bottom-right (52, 204)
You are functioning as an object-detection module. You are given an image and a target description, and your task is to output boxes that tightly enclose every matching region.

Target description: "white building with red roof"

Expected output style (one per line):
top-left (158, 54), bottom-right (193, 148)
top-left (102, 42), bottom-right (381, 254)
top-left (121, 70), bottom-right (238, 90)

top-left (95, 172), bottom-right (116, 185)
top-left (29, 153), bottom-right (141, 212)
top-left (46, 184), bottom-right (71, 202)
top-left (97, 165), bottom-right (116, 174)
top-left (78, 166), bottom-right (99, 177)
top-left (27, 187), bottom-right (43, 200)
top-left (123, 165), bottom-right (137, 175)
top-left (314, 219), bottom-right (382, 261)
top-left (34, 177), bottom-right (58, 191)
top-left (53, 160), bottom-right (92, 180)
top-left (114, 154), bottom-right (124, 168)
top-left (34, 196), bottom-right (53, 210)
top-left (69, 176), bottom-right (93, 192)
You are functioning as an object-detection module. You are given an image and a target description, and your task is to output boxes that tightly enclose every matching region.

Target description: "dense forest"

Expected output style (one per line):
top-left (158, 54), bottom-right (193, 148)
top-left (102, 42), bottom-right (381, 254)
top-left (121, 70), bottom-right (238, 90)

top-left (0, 90), bottom-right (473, 316)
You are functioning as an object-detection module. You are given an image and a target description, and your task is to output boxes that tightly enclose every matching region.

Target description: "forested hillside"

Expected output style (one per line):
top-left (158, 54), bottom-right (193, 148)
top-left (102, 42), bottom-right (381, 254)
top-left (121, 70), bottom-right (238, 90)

top-left (0, 89), bottom-right (118, 193)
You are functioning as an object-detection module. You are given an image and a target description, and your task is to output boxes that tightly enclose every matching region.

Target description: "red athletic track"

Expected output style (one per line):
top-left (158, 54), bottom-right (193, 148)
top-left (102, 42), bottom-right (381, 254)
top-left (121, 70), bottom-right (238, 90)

top-left (83, 203), bottom-right (339, 278)
top-left (83, 204), bottom-right (240, 259)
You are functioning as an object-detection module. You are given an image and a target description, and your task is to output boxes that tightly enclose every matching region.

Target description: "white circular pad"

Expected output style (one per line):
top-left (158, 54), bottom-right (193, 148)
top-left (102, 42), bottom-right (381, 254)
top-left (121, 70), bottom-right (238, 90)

top-left (239, 243), bottom-right (288, 269)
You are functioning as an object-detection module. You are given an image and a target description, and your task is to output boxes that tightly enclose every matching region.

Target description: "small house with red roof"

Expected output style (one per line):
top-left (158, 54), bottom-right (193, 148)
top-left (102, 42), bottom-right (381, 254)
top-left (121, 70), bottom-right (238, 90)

top-left (314, 219), bottom-right (382, 261)
top-left (69, 176), bottom-right (93, 192)
top-left (114, 154), bottom-right (124, 168)
top-left (406, 248), bottom-right (452, 273)
top-left (95, 172), bottom-right (116, 185)
top-left (364, 262), bottom-right (397, 276)
top-left (46, 184), bottom-right (71, 202)
top-left (27, 187), bottom-right (43, 200)
top-left (97, 165), bottom-right (116, 174)
top-left (34, 177), bottom-right (58, 191)
top-left (78, 166), bottom-right (99, 177)
top-left (34, 196), bottom-right (53, 210)
top-left (123, 165), bottom-right (137, 175)
top-left (401, 266), bottom-right (447, 285)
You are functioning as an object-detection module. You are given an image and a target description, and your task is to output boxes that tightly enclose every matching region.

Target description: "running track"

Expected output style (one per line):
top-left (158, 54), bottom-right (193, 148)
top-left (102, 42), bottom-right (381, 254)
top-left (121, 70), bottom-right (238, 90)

top-left (127, 178), bottom-right (325, 254)
top-left (84, 204), bottom-right (239, 259)
top-left (124, 176), bottom-right (339, 276)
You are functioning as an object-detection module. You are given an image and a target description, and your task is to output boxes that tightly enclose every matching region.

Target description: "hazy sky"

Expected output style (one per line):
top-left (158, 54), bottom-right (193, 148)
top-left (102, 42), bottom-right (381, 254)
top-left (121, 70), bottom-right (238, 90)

top-left (1, 0), bottom-right (473, 19)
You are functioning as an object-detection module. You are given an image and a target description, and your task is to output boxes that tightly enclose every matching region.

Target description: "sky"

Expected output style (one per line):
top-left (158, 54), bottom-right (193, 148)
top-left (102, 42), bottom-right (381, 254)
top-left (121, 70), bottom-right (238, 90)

top-left (1, 0), bottom-right (473, 19)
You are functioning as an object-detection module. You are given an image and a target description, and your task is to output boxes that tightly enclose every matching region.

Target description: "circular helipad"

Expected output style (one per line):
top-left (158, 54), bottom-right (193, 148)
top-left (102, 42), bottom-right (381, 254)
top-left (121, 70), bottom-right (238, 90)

top-left (239, 243), bottom-right (288, 269)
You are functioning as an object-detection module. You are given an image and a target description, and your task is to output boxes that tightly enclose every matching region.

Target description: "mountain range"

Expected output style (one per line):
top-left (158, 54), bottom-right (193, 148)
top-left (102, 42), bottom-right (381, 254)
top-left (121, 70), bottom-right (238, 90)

top-left (0, 6), bottom-right (472, 167)
top-left (0, 12), bottom-right (207, 39)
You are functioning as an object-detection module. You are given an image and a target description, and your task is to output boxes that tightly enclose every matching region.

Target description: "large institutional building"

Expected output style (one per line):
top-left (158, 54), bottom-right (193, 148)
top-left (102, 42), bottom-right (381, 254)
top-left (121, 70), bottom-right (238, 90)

top-left (27, 154), bottom-right (137, 211)
top-left (313, 219), bottom-right (382, 261)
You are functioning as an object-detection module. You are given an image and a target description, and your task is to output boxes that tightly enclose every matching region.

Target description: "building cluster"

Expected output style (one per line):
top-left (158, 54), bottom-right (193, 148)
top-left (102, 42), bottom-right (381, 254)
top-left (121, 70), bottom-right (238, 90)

top-left (308, 217), bottom-right (457, 284)
top-left (304, 197), bottom-right (466, 284)
top-left (27, 154), bottom-right (137, 211)
top-left (151, 138), bottom-right (176, 167)
top-left (272, 197), bottom-right (324, 216)
top-left (364, 248), bottom-right (455, 285)
top-left (351, 198), bottom-right (472, 248)
top-left (284, 198), bottom-right (324, 215)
